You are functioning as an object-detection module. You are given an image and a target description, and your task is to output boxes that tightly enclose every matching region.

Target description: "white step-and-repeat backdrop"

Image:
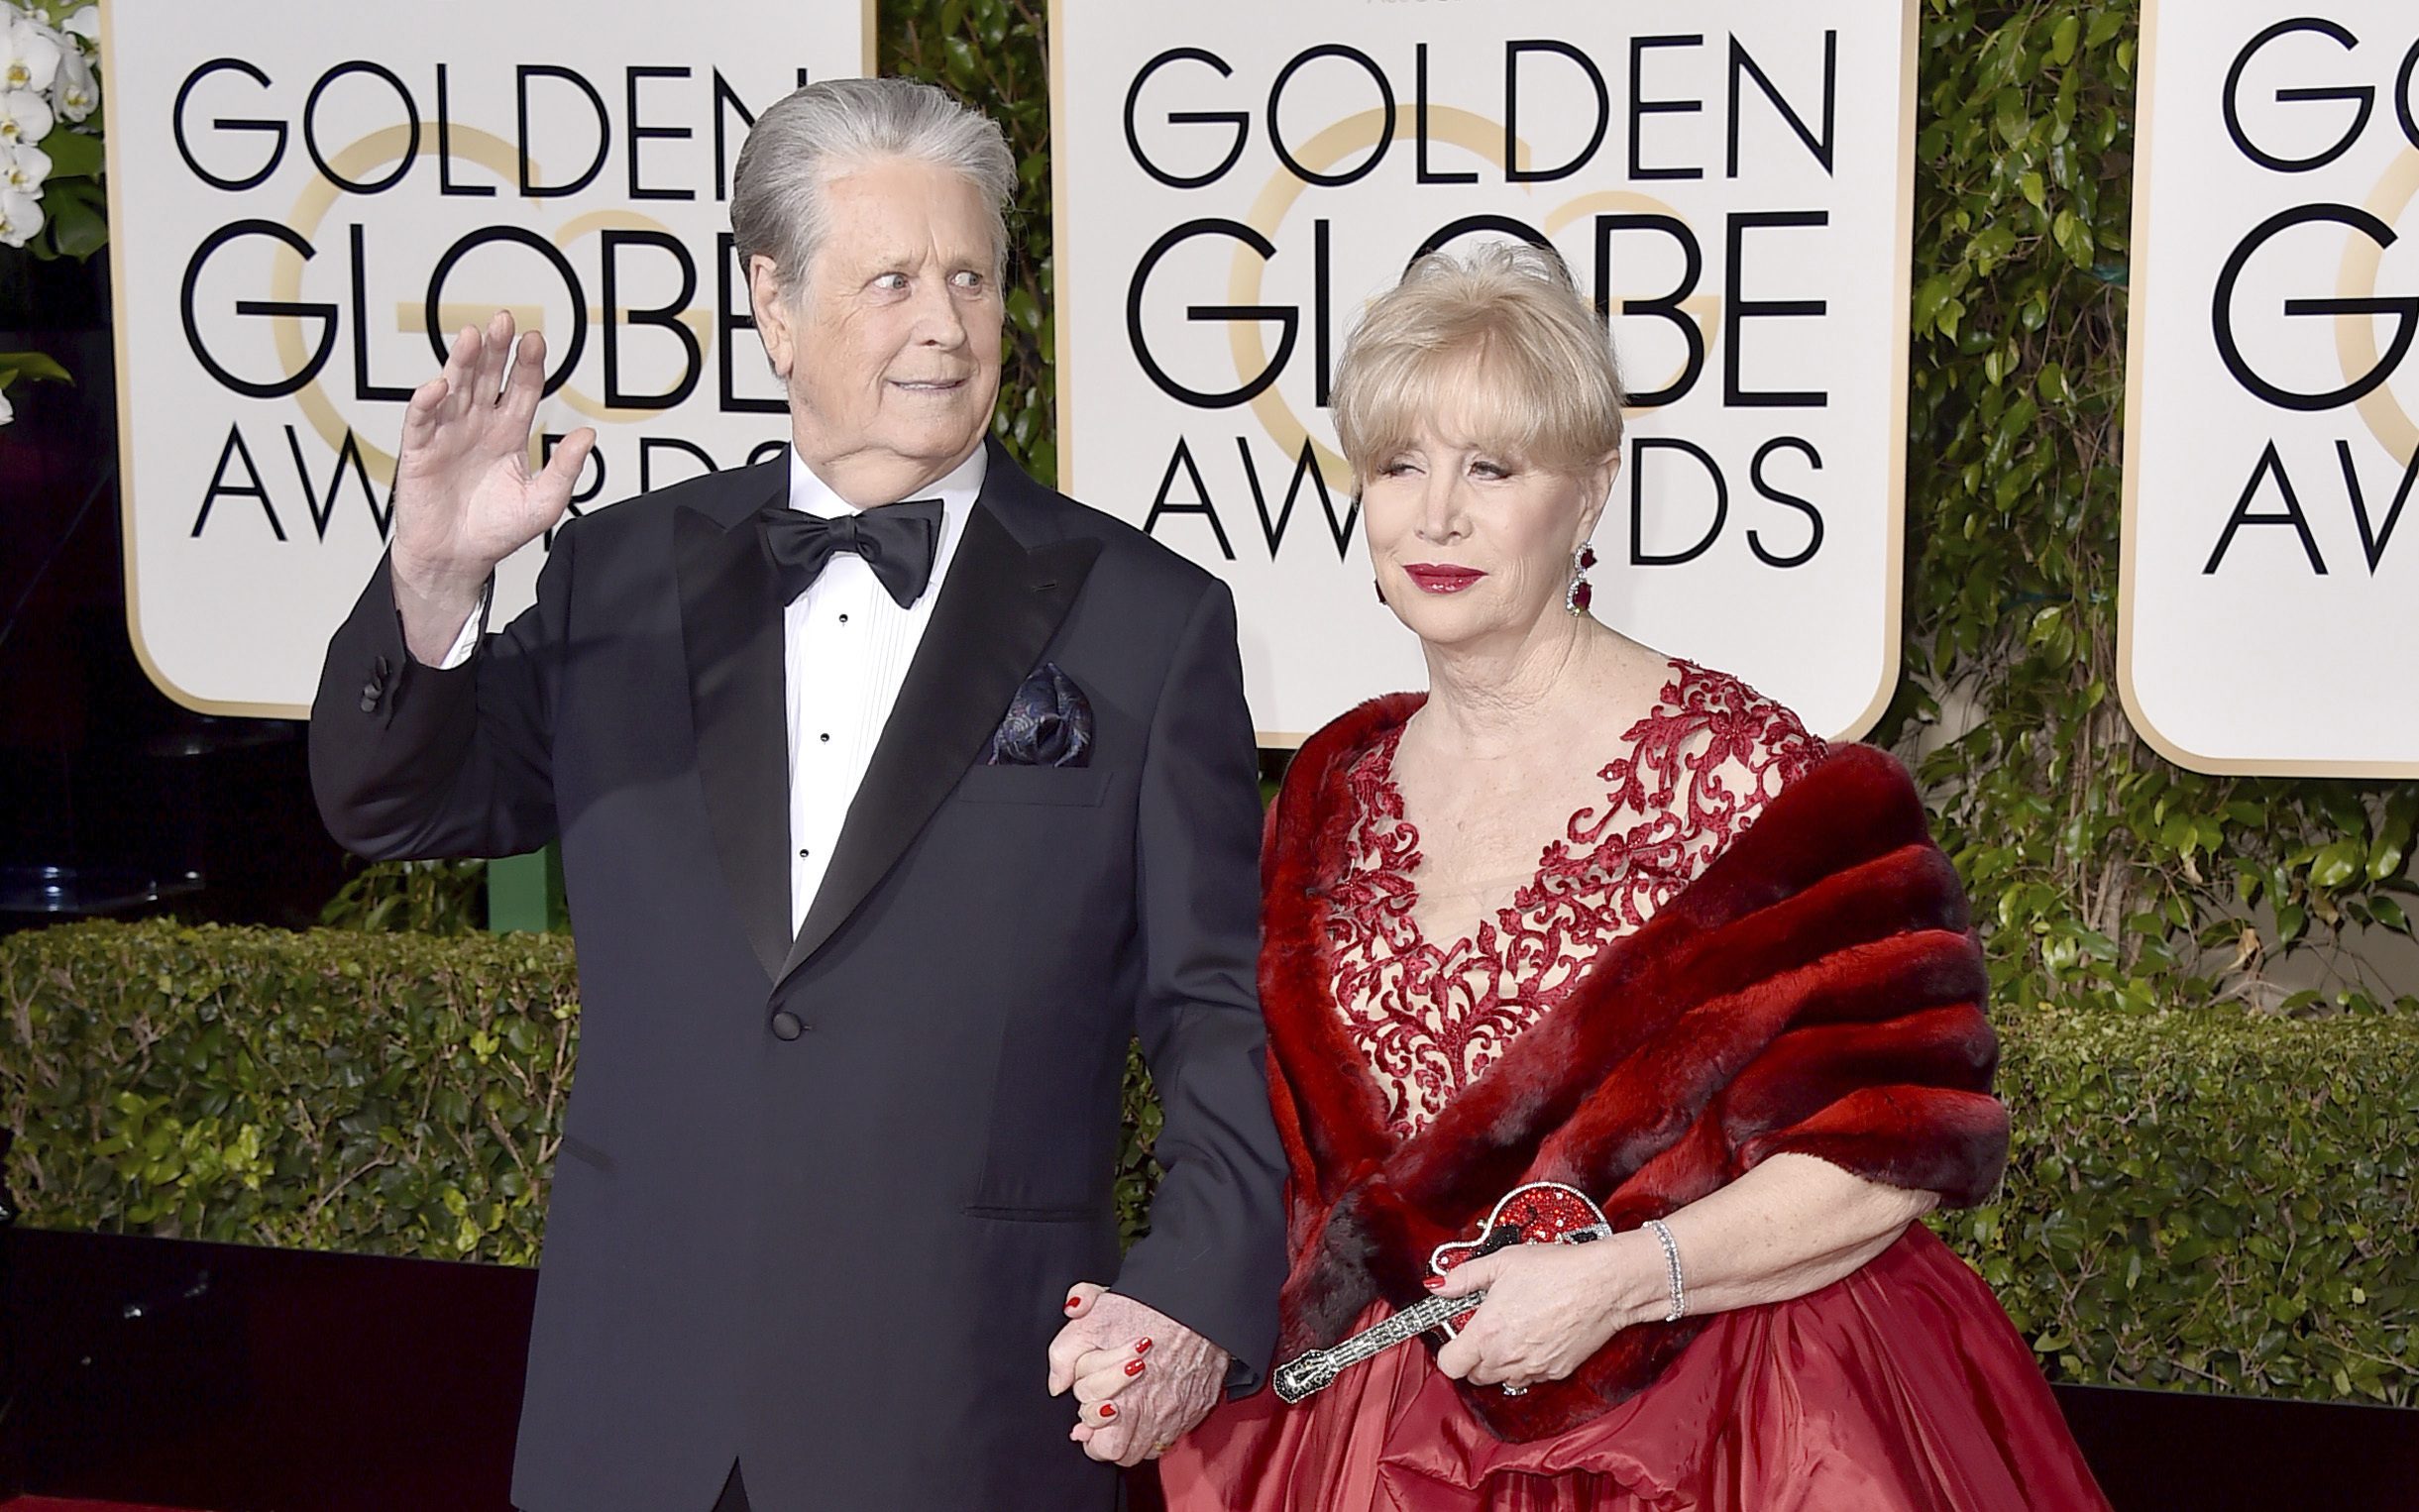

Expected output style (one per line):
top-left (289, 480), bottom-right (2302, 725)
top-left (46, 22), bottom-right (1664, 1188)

top-left (117, 2), bottom-right (2412, 774)
top-left (2123, 0), bottom-right (2419, 775)
top-left (103, 0), bottom-right (871, 715)
top-left (1050, 1), bottom-right (1920, 742)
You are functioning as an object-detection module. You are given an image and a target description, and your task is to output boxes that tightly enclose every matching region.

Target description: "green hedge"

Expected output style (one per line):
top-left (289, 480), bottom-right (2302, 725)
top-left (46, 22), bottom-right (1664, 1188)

top-left (5, 921), bottom-right (2413, 1405)
top-left (1951, 1009), bottom-right (2417, 1404)
top-left (3, 922), bottom-right (576, 1264)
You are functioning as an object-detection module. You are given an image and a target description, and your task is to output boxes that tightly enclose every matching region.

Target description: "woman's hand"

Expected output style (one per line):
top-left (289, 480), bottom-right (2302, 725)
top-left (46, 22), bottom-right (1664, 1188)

top-left (1429, 1233), bottom-right (1663, 1391)
top-left (1048, 1281), bottom-right (1229, 1465)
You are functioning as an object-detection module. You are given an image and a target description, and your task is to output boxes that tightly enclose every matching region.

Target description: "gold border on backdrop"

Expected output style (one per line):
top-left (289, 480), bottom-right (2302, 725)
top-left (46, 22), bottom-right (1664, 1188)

top-left (2115, 0), bottom-right (2419, 777)
top-left (98, 0), bottom-right (283, 715)
top-left (1046, 0), bottom-right (1073, 499)
top-left (102, 2), bottom-right (877, 720)
top-left (1859, 0), bottom-right (1921, 746)
top-left (1045, 2), bottom-right (1921, 749)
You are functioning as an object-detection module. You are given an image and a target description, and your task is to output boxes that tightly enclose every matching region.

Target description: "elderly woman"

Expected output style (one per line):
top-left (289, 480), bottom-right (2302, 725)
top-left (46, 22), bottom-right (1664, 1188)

top-left (1122, 246), bottom-right (2106, 1508)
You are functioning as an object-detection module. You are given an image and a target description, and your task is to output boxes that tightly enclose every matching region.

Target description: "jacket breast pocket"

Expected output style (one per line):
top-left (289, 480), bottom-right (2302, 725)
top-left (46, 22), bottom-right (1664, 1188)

top-left (951, 764), bottom-right (1112, 808)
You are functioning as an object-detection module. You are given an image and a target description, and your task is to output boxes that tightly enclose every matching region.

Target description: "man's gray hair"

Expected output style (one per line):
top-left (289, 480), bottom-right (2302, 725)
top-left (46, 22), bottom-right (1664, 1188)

top-left (730, 77), bottom-right (1017, 300)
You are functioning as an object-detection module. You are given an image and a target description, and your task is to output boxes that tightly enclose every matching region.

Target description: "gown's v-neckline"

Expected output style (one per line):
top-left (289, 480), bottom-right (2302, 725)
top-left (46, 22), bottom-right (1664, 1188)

top-left (1368, 660), bottom-right (1682, 960)
top-left (1370, 726), bottom-right (1594, 962)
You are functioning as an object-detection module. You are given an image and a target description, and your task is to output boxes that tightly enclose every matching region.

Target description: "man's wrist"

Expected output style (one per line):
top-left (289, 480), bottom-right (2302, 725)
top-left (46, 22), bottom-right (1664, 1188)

top-left (390, 557), bottom-right (494, 668)
top-left (390, 547), bottom-right (495, 609)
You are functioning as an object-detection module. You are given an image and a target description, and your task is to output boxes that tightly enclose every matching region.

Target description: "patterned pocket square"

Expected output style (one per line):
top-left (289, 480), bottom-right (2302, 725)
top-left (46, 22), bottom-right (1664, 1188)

top-left (984, 662), bottom-right (1093, 767)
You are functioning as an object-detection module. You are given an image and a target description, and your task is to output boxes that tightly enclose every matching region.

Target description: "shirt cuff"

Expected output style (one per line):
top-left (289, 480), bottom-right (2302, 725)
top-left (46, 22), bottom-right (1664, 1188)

top-left (434, 584), bottom-right (492, 669)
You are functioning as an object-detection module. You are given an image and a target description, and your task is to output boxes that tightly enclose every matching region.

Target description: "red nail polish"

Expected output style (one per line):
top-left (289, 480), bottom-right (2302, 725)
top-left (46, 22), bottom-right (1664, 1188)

top-left (1422, 1276), bottom-right (1445, 1291)
top-left (1099, 1403), bottom-right (1117, 1419)
top-left (1125, 1358), bottom-right (1147, 1376)
top-left (1133, 1338), bottom-right (1154, 1355)
top-left (1064, 1295), bottom-right (1081, 1311)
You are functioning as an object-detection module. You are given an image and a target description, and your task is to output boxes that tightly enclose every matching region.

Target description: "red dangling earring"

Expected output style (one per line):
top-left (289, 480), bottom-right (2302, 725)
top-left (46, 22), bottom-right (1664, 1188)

top-left (1565, 545), bottom-right (1596, 616)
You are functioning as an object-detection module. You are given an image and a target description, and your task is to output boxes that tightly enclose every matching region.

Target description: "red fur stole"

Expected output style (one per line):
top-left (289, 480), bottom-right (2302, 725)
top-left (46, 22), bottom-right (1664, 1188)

top-left (1261, 694), bottom-right (2006, 1441)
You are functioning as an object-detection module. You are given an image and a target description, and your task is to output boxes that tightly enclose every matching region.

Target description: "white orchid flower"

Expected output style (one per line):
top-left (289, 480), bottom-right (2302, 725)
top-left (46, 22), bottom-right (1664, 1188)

top-left (62, 6), bottom-right (99, 43)
top-left (0, 87), bottom-right (52, 147)
top-left (0, 183), bottom-right (43, 249)
top-left (2, 16), bottom-right (63, 95)
top-left (1, 140), bottom-right (49, 196)
top-left (53, 46), bottom-right (93, 122)
top-left (0, 387), bottom-right (15, 427)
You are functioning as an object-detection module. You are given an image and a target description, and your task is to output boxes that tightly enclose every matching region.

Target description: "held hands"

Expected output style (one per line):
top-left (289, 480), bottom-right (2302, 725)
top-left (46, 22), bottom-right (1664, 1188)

top-left (389, 310), bottom-right (597, 663)
top-left (1046, 1282), bottom-right (1228, 1467)
top-left (1428, 1232), bottom-right (1663, 1393)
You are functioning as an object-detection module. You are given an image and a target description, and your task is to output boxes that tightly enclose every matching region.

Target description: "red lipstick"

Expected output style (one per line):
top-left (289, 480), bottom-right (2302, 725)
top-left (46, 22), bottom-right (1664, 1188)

top-left (1402, 564), bottom-right (1486, 594)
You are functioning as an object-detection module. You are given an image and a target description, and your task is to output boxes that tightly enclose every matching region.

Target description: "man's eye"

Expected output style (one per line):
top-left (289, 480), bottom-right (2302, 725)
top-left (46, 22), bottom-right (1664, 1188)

top-left (872, 272), bottom-right (909, 291)
top-left (950, 270), bottom-right (985, 289)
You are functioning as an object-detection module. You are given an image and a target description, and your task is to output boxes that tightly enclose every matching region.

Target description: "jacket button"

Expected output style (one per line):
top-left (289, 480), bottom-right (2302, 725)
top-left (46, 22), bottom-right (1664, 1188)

top-left (358, 683), bottom-right (381, 713)
top-left (770, 1011), bottom-right (804, 1041)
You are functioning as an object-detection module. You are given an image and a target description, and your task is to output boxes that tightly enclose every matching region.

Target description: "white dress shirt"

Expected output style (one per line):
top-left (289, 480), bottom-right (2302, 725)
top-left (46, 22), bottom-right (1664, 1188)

top-left (776, 444), bottom-right (984, 931)
top-left (437, 443), bottom-right (987, 932)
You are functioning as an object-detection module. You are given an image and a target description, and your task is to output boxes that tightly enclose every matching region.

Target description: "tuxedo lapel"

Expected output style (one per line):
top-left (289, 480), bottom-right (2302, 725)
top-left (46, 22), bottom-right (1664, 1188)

top-left (676, 464), bottom-right (792, 984)
top-left (781, 475), bottom-right (1100, 984)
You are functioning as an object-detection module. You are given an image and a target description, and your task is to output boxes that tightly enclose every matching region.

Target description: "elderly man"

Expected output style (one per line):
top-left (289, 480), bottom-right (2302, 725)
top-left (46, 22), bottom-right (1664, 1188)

top-left (309, 78), bottom-right (1285, 1511)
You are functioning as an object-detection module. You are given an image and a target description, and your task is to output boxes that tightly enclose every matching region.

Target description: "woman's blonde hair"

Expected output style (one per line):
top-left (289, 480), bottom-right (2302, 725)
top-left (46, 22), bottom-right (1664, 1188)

top-left (1331, 241), bottom-right (1625, 486)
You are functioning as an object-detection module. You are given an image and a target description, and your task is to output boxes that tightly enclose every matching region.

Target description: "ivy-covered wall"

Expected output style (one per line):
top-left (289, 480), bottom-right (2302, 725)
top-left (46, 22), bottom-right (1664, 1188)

top-left (1885, 2), bottom-right (2418, 1029)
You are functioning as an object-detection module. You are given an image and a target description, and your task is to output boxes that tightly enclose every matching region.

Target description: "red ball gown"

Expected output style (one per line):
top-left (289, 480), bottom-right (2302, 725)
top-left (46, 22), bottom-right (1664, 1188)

top-left (1161, 664), bottom-right (2108, 1511)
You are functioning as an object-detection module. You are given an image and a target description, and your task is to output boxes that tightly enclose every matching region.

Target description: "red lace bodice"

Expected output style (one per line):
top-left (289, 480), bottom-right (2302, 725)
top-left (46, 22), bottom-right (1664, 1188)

top-left (1322, 659), bottom-right (1826, 1137)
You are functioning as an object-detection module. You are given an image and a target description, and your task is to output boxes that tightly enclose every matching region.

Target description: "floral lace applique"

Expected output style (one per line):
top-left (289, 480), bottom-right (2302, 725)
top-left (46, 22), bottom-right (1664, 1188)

top-left (1322, 660), bottom-right (1825, 1137)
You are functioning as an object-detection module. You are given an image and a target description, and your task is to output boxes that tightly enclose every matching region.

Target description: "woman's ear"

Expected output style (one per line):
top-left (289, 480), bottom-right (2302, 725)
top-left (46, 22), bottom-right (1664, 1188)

top-left (747, 257), bottom-right (796, 379)
top-left (1576, 450), bottom-right (1621, 546)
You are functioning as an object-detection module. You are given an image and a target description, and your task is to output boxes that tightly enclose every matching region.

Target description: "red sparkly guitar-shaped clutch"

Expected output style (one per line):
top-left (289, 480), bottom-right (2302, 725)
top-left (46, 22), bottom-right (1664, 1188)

top-left (1272, 1182), bottom-right (1612, 1404)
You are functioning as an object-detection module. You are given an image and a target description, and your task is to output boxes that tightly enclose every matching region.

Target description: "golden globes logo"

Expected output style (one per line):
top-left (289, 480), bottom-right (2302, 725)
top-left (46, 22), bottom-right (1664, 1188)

top-left (170, 57), bottom-right (807, 545)
top-left (2201, 17), bottom-right (2419, 578)
top-left (1109, 37), bottom-right (1842, 576)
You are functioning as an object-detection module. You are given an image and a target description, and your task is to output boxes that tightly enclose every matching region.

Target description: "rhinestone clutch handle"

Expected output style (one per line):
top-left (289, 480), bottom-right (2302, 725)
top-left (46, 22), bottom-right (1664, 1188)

top-left (1271, 1181), bottom-right (1612, 1404)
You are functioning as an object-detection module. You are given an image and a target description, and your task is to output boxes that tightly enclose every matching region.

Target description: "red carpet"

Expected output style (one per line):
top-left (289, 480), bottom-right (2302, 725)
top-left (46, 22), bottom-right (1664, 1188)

top-left (2, 1499), bottom-right (207, 1511)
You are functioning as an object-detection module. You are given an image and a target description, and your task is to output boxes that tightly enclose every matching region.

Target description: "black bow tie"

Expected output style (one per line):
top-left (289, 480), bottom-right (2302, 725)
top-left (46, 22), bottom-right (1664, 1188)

top-left (757, 498), bottom-right (944, 608)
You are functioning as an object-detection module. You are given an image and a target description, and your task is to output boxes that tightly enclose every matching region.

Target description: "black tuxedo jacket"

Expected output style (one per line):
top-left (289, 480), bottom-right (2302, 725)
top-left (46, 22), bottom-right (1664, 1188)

top-left (309, 440), bottom-right (1288, 1511)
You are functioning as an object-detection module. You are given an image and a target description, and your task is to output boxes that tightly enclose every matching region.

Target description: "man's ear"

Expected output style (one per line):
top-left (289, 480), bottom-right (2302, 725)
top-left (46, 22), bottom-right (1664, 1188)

top-left (747, 256), bottom-right (796, 378)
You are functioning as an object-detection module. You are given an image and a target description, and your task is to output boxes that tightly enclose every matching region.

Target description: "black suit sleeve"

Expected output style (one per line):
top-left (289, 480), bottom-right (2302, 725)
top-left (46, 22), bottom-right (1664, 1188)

top-left (308, 533), bottom-right (577, 862)
top-left (1108, 581), bottom-right (1289, 1392)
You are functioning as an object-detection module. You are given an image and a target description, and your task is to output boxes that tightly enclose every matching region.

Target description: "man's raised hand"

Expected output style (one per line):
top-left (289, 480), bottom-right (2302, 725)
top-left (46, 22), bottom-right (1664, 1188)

top-left (389, 310), bottom-right (596, 664)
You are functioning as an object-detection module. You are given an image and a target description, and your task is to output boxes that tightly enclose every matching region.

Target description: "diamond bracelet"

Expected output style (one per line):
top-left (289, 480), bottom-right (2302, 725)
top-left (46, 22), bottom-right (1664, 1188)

top-left (1644, 1218), bottom-right (1686, 1323)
